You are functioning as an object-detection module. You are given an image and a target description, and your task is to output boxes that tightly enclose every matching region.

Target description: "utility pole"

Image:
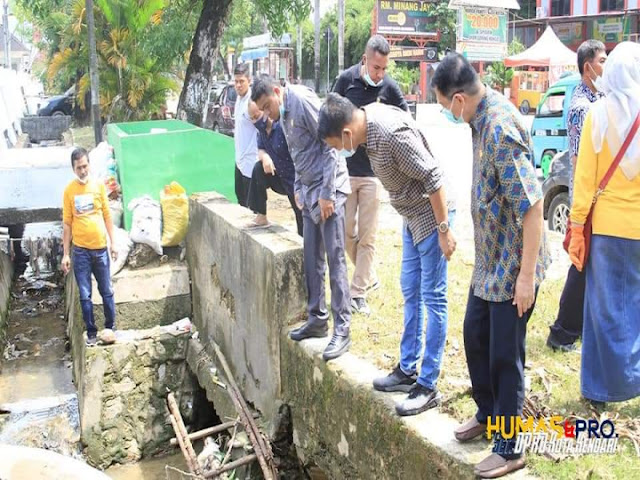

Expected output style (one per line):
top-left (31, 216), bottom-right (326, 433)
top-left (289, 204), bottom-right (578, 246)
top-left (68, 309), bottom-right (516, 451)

top-left (86, 0), bottom-right (102, 144)
top-left (3, 0), bottom-right (10, 69)
top-left (326, 27), bottom-right (330, 93)
top-left (338, 0), bottom-right (344, 73)
top-left (314, 0), bottom-right (320, 93)
top-left (297, 24), bottom-right (302, 81)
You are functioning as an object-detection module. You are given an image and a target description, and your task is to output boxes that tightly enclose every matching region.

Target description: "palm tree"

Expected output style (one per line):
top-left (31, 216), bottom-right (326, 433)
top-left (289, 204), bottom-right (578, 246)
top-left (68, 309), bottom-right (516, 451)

top-left (47, 0), bottom-right (178, 122)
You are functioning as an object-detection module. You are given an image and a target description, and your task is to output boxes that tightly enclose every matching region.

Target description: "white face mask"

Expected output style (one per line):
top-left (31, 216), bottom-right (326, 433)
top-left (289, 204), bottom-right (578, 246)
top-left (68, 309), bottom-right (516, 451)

top-left (588, 64), bottom-right (604, 92)
top-left (76, 174), bottom-right (89, 184)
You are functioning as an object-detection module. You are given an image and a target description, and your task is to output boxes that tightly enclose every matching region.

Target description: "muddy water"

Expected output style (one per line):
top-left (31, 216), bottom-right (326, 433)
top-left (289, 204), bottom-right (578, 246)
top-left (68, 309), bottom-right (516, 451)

top-left (0, 273), bottom-right (79, 457)
top-left (105, 452), bottom-right (190, 480)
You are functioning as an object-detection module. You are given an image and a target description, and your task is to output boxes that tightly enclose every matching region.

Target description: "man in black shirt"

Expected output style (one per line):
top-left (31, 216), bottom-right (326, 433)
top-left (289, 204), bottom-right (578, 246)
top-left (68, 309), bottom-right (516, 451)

top-left (333, 35), bottom-right (408, 315)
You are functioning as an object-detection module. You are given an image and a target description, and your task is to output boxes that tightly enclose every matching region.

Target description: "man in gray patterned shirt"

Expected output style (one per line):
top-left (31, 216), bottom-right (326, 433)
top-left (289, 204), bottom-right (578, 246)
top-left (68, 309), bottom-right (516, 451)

top-left (319, 93), bottom-right (456, 416)
top-left (252, 76), bottom-right (352, 361)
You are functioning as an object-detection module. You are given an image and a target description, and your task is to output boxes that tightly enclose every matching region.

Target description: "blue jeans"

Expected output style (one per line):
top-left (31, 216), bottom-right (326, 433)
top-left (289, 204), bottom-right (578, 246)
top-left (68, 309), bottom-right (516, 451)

top-left (72, 246), bottom-right (116, 338)
top-left (399, 212), bottom-right (454, 390)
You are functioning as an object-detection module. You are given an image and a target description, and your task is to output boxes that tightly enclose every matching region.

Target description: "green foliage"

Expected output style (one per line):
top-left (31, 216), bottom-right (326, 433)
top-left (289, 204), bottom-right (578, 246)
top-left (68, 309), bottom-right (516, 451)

top-left (20, 0), bottom-right (180, 121)
top-left (257, 0), bottom-right (309, 36)
top-left (508, 38), bottom-right (526, 56)
top-left (386, 61), bottom-right (419, 95)
top-left (484, 62), bottom-right (513, 93)
top-left (343, 0), bottom-right (375, 67)
top-left (427, 2), bottom-right (456, 53)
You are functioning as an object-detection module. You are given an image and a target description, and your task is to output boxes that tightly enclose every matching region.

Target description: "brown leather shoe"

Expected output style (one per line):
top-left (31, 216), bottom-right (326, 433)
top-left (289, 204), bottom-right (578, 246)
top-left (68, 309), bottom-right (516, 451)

top-left (474, 453), bottom-right (525, 478)
top-left (454, 416), bottom-right (487, 442)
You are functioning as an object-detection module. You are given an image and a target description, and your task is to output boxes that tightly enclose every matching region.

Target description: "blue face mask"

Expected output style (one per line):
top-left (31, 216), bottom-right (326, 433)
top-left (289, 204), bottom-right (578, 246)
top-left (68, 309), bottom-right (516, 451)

top-left (363, 61), bottom-right (383, 88)
top-left (338, 131), bottom-right (356, 158)
top-left (442, 96), bottom-right (465, 124)
top-left (278, 103), bottom-right (285, 120)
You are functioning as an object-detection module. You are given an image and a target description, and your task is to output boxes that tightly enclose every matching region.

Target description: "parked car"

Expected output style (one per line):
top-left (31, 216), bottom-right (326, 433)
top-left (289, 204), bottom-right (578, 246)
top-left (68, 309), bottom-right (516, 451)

top-left (204, 83), bottom-right (236, 136)
top-left (37, 86), bottom-right (75, 117)
top-left (531, 73), bottom-right (580, 176)
top-left (542, 150), bottom-right (571, 234)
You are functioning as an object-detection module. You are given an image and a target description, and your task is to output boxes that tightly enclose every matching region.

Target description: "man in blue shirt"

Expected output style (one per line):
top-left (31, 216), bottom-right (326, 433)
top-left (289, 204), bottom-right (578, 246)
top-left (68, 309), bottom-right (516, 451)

top-left (546, 40), bottom-right (606, 353)
top-left (246, 100), bottom-right (303, 236)
top-left (251, 76), bottom-right (352, 361)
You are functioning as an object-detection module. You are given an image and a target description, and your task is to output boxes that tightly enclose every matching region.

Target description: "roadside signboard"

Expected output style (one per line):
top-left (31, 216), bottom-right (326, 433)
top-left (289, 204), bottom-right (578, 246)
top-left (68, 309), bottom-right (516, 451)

top-left (389, 46), bottom-right (438, 62)
top-left (377, 0), bottom-right (439, 37)
top-left (456, 6), bottom-right (508, 62)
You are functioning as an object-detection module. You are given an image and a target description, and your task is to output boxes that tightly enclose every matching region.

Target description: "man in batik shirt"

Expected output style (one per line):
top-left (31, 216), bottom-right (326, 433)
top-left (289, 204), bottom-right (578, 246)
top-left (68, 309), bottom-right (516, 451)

top-left (433, 52), bottom-right (551, 479)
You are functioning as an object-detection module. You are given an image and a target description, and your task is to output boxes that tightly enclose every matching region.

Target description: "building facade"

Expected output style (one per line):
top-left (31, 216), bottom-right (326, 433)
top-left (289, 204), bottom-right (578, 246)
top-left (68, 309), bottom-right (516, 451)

top-left (511, 1), bottom-right (640, 51)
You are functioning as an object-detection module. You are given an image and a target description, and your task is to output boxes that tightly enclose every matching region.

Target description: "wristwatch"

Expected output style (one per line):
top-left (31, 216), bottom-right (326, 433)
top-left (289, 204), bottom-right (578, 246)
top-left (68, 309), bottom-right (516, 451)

top-left (437, 221), bottom-right (450, 234)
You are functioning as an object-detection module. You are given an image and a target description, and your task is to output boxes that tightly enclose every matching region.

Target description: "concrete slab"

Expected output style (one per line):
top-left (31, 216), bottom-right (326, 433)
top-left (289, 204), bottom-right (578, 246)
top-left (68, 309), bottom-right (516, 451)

top-left (0, 147), bottom-right (74, 225)
top-left (86, 262), bottom-right (191, 330)
top-left (0, 445), bottom-right (109, 479)
top-left (92, 263), bottom-right (190, 304)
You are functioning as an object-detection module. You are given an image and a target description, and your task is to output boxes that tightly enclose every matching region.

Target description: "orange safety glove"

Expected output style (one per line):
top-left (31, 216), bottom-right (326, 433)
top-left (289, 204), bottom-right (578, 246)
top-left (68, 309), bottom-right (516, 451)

top-left (568, 224), bottom-right (585, 272)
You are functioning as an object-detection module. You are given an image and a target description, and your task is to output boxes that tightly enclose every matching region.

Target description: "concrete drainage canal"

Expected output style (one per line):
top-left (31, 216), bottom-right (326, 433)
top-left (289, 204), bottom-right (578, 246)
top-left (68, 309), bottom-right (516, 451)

top-left (1, 196), bottom-right (484, 480)
top-left (0, 222), bottom-right (314, 480)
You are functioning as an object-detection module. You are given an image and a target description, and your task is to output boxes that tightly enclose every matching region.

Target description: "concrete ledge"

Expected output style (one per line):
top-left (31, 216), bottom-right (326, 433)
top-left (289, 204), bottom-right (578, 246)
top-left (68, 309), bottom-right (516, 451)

top-left (91, 262), bottom-right (191, 330)
top-left (281, 334), bottom-right (536, 480)
top-left (0, 207), bottom-right (62, 226)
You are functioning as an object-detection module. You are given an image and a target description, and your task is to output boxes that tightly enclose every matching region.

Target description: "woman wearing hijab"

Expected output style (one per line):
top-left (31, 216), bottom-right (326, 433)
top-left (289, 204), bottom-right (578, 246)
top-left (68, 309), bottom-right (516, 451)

top-left (569, 41), bottom-right (640, 406)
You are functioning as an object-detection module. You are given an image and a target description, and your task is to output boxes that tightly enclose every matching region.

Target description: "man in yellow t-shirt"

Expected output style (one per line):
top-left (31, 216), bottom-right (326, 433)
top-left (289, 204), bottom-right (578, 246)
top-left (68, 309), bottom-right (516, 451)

top-left (61, 147), bottom-right (117, 346)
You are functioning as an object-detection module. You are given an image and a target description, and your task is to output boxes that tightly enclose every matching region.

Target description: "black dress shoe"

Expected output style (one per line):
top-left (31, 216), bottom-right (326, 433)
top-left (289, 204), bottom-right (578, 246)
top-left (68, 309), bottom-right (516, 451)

top-left (322, 334), bottom-right (351, 361)
top-left (546, 334), bottom-right (577, 352)
top-left (289, 321), bottom-right (328, 341)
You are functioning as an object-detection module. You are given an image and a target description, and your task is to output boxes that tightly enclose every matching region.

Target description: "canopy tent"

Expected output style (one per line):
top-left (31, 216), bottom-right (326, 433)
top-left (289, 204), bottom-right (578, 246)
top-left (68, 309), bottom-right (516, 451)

top-left (504, 26), bottom-right (576, 68)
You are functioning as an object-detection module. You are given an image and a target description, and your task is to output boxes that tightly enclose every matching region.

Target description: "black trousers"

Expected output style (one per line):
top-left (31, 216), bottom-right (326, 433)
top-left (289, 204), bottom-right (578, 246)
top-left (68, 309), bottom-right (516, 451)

top-left (548, 265), bottom-right (585, 345)
top-left (235, 166), bottom-right (251, 207)
top-left (463, 287), bottom-right (537, 460)
top-left (247, 161), bottom-right (303, 236)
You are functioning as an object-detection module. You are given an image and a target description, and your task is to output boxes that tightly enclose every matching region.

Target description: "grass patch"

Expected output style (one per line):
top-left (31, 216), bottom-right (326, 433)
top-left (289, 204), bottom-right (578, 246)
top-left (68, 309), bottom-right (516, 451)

top-left (348, 227), bottom-right (640, 479)
top-left (70, 126), bottom-right (97, 150)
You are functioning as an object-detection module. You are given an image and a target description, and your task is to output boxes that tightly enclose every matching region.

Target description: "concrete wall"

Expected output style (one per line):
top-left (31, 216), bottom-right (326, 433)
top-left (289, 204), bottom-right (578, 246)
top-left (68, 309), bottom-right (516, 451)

top-left (77, 324), bottom-right (190, 469)
top-left (0, 251), bottom-right (13, 353)
top-left (0, 147), bottom-right (74, 225)
top-left (186, 192), bottom-right (306, 422)
top-left (185, 192), bottom-right (537, 479)
top-left (91, 262), bottom-right (191, 330)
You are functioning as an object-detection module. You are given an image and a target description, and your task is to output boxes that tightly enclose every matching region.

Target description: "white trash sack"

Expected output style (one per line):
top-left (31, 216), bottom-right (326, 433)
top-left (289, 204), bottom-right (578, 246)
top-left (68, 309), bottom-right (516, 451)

top-left (107, 227), bottom-right (133, 277)
top-left (128, 196), bottom-right (163, 255)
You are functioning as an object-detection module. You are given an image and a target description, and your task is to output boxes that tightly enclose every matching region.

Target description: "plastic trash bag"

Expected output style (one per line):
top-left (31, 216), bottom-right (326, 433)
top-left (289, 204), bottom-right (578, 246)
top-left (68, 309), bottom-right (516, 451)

top-left (128, 195), bottom-right (163, 255)
top-left (107, 227), bottom-right (132, 277)
top-left (109, 199), bottom-right (124, 228)
top-left (88, 142), bottom-right (113, 181)
top-left (160, 182), bottom-right (189, 247)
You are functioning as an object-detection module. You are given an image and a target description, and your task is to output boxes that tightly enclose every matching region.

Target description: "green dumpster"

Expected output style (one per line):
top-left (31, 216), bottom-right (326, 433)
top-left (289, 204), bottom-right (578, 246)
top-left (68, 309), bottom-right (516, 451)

top-left (107, 120), bottom-right (236, 230)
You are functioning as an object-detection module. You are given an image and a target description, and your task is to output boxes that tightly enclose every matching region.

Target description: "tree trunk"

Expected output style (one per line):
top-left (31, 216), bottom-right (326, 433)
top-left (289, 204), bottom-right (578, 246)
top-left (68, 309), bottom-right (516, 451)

top-left (86, 0), bottom-right (102, 144)
top-left (177, 0), bottom-right (233, 126)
